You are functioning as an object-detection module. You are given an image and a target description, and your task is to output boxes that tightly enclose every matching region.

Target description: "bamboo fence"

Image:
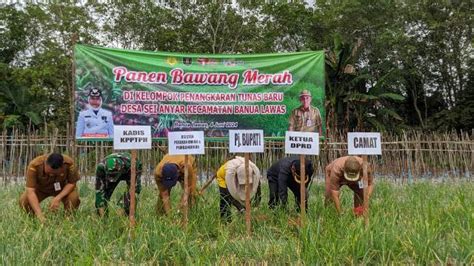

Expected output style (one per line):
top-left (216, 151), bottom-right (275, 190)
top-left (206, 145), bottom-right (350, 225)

top-left (1, 129), bottom-right (472, 185)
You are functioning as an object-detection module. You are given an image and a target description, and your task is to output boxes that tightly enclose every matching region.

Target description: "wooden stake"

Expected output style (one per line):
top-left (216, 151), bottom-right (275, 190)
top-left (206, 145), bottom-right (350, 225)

top-left (199, 155), bottom-right (233, 195)
top-left (362, 155), bottom-right (369, 226)
top-left (183, 154), bottom-right (189, 227)
top-left (129, 150), bottom-right (137, 228)
top-left (299, 155), bottom-right (306, 226)
top-left (70, 33), bottom-right (78, 160)
top-left (245, 153), bottom-right (251, 236)
top-left (199, 175), bottom-right (216, 195)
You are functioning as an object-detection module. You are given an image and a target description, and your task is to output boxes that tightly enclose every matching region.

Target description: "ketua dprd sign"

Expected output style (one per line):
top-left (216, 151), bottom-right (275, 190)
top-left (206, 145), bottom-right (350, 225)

top-left (113, 125), bottom-right (151, 150)
top-left (285, 131), bottom-right (319, 155)
top-left (229, 130), bottom-right (264, 153)
top-left (168, 131), bottom-right (205, 155)
top-left (348, 132), bottom-right (382, 155)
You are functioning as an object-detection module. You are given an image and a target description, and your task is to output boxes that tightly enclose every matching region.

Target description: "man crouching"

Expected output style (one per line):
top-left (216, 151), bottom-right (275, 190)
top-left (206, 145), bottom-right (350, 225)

top-left (325, 156), bottom-right (374, 216)
top-left (19, 153), bottom-right (80, 222)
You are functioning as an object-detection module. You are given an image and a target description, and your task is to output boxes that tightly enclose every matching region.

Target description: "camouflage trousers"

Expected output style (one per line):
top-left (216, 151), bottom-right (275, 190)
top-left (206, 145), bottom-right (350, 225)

top-left (95, 174), bottom-right (141, 215)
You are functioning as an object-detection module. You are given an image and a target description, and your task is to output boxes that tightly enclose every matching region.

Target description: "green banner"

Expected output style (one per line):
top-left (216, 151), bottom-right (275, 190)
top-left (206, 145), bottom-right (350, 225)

top-left (74, 44), bottom-right (325, 139)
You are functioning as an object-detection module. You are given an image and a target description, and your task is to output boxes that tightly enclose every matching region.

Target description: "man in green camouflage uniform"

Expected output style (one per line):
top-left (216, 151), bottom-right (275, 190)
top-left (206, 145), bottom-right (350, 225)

top-left (288, 89), bottom-right (322, 134)
top-left (95, 152), bottom-right (142, 217)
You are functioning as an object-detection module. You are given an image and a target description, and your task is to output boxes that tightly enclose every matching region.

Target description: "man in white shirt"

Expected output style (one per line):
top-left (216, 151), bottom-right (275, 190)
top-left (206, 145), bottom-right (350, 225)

top-left (76, 87), bottom-right (114, 138)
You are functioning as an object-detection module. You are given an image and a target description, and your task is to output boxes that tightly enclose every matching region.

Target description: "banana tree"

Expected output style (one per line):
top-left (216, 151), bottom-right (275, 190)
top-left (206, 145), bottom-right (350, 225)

top-left (325, 35), bottom-right (362, 136)
top-left (344, 69), bottom-right (405, 132)
top-left (0, 84), bottom-right (46, 131)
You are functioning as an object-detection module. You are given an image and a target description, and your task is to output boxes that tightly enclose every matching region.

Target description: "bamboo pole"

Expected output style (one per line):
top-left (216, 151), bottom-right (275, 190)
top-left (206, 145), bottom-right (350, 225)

top-left (17, 130), bottom-right (24, 183)
top-left (362, 155), bottom-right (369, 226)
top-left (0, 131), bottom-right (473, 185)
top-left (1, 129), bottom-right (6, 184)
top-left (299, 155), bottom-right (306, 226)
top-left (183, 154), bottom-right (189, 227)
top-left (70, 34), bottom-right (78, 160)
top-left (129, 150), bottom-right (137, 228)
top-left (245, 153), bottom-right (251, 236)
top-left (199, 175), bottom-right (216, 195)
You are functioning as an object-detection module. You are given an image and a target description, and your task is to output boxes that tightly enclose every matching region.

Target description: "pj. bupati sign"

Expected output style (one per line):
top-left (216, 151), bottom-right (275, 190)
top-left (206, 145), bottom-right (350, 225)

top-left (229, 130), bottom-right (264, 153)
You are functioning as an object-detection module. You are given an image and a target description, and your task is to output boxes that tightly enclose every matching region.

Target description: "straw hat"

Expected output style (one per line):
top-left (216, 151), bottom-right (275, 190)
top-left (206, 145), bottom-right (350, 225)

top-left (225, 158), bottom-right (260, 203)
top-left (343, 156), bottom-right (362, 181)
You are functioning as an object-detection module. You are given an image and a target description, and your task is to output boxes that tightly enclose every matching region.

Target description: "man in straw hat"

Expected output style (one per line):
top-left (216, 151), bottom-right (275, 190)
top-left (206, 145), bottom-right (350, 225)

top-left (266, 156), bottom-right (314, 212)
top-left (19, 153), bottom-right (80, 223)
top-left (95, 152), bottom-right (142, 217)
top-left (325, 156), bottom-right (374, 216)
top-left (154, 154), bottom-right (197, 215)
top-left (215, 156), bottom-right (261, 222)
top-left (288, 89), bottom-right (322, 134)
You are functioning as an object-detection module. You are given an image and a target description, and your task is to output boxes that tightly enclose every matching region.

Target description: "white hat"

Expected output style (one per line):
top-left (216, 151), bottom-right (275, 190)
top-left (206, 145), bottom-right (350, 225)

top-left (225, 158), bottom-right (260, 203)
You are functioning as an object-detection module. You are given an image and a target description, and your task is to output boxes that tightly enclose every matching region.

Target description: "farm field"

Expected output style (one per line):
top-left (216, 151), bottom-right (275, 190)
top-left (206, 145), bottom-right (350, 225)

top-left (1, 180), bottom-right (473, 264)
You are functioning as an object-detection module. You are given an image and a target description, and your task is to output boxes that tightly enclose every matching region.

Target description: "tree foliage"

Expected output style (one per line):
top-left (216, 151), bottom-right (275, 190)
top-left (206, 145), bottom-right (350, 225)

top-left (0, 1), bottom-right (471, 133)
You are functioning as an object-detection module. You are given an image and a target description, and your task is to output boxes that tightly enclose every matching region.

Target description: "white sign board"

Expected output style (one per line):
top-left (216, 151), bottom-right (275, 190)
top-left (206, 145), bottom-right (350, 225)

top-left (229, 129), bottom-right (264, 153)
top-left (348, 132), bottom-right (382, 155)
top-left (113, 126), bottom-right (151, 150)
top-left (285, 131), bottom-right (319, 155)
top-left (168, 131), bottom-right (205, 155)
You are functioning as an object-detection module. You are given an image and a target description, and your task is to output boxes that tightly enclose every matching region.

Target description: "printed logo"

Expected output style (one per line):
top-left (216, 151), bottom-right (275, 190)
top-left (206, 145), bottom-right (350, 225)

top-left (197, 58), bottom-right (217, 66)
top-left (222, 59), bottom-right (245, 66)
top-left (166, 57), bottom-right (178, 66)
top-left (183, 57), bottom-right (192, 65)
top-left (222, 59), bottom-right (236, 66)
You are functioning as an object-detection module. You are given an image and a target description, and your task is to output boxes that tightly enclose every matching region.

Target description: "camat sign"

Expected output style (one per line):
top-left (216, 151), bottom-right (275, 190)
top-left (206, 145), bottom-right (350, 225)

top-left (347, 132), bottom-right (382, 155)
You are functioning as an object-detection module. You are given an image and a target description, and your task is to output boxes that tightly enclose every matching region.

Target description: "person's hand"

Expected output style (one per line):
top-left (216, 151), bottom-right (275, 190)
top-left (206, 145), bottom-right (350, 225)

top-left (49, 197), bottom-right (61, 212)
top-left (353, 206), bottom-right (364, 217)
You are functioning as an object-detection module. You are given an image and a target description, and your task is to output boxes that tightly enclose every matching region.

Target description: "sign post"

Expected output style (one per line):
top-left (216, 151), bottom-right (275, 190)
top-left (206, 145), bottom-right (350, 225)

top-left (229, 129), bottom-right (264, 236)
top-left (299, 154), bottom-right (306, 223)
top-left (113, 125), bottom-right (152, 229)
top-left (130, 150), bottom-right (137, 227)
top-left (285, 131), bottom-right (319, 226)
top-left (168, 131), bottom-right (205, 227)
top-left (347, 132), bottom-right (382, 226)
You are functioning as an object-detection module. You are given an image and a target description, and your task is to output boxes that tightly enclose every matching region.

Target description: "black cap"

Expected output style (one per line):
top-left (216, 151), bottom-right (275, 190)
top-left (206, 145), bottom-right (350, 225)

top-left (161, 163), bottom-right (179, 189)
top-left (88, 87), bottom-right (102, 97)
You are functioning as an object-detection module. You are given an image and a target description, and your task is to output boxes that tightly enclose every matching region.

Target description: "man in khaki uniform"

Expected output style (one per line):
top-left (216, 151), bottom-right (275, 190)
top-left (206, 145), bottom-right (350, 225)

top-left (19, 153), bottom-right (80, 222)
top-left (288, 89), bottom-right (322, 134)
top-left (325, 156), bottom-right (374, 216)
top-left (153, 154), bottom-right (197, 215)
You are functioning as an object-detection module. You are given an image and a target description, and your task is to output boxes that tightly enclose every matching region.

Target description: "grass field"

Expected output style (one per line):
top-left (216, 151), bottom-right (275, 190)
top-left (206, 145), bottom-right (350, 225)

top-left (1, 180), bottom-right (473, 264)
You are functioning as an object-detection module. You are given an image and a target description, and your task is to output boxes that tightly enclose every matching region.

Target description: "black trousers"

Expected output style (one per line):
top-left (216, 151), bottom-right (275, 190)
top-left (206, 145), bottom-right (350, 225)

top-left (219, 184), bottom-right (261, 222)
top-left (268, 178), bottom-right (308, 212)
top-left (219, 187), bottom-right (244, 222)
